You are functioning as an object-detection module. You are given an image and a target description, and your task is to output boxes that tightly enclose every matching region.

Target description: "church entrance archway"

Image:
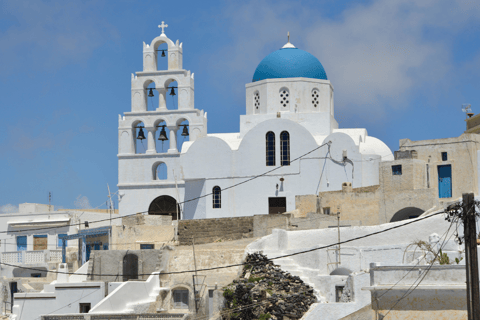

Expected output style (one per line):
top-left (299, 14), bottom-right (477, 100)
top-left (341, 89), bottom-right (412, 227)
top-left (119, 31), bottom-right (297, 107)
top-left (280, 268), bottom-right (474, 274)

top-left (390, 207), bottom-right (424, 222)
top-left (148, 195), bottom-right (181, 220)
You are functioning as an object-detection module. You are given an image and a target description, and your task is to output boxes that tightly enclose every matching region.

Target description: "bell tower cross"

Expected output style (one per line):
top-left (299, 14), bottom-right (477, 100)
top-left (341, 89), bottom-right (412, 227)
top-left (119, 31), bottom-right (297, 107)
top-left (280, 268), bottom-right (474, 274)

top-left (158, 21), bottom-right (168, 35)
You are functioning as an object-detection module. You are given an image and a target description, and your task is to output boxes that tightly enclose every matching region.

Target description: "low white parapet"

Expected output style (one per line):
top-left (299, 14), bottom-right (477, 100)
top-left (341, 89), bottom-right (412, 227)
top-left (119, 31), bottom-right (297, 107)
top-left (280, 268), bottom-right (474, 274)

top-left (1, 249), bottom-right (62, 265)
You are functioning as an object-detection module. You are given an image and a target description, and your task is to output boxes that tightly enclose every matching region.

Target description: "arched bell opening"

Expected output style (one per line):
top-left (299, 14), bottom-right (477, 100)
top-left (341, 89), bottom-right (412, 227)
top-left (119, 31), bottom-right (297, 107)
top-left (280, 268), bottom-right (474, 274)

top-left (145, 81), bottom-right (159, 111)
top-left (148, 195), bottom-right (181, 220)
top-left (133, 121), bottom-right (147, 154)
top-left (176, 118), bottom-right (190, 152)
top-left (165, 79), bottom-right (179, 110)
top-left (155, 120), bottom-right (170, 153)
top-left (153, 162), bottom-right (168, 180)
top-left (156, 42), bottom-right (168, 71)
top-left (390, 207), bottom-right (424, 222)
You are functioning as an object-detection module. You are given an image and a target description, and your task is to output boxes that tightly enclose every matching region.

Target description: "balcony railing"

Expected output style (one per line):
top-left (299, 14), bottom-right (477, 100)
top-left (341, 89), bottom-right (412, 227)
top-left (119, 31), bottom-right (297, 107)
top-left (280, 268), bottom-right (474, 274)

top-left (1, 249), bottom-right (63, 264)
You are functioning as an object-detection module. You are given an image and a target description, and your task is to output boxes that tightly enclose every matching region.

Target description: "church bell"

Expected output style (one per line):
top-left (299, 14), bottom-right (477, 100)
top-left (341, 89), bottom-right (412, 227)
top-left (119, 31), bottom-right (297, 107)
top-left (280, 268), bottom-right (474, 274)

top-left (137, 128), bottom-right (146, 140)
top-left (158, 127), bottom-right (168, 141)
top-left (181, 125), bottom-right (189, 137)
top-left (148, 88), bottom-right (154, 97)
top-left (169, 87), bottom-right (176, 96)
top-left (161, 50), bottom-right (166, 57)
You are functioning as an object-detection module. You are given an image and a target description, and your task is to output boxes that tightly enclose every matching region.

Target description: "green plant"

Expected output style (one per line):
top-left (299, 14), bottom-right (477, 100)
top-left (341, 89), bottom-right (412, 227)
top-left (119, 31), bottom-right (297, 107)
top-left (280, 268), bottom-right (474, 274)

top-left (223, 288), bottom-right (234, 299)
top-left (268, 281), bottom-right (273, 286)
top-left (438, 249), bottom-right (450, 265)
top-left (259, 313), bottom-right (272, 320)
top-left (455, 257), bottom-right (463, 264)
top-left (248, 276), bottom-right (264, 283)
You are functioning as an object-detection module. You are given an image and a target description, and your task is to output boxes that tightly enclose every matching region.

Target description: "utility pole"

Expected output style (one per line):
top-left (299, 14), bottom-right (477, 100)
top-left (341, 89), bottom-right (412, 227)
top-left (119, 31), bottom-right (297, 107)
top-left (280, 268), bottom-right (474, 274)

top-left (337, 206), bottom-right (341, 265)
top-left (192, 236), bottom-right (199, 315)
top-left (463, 193), bottom-right (480, 320)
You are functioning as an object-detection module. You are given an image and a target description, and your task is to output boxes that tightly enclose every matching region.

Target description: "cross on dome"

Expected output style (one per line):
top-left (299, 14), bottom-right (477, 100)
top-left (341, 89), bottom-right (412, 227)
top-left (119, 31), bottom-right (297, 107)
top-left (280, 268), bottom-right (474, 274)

top-left (282, 31), bottom-right (296, 49)
top-left (158, 21), bottom-right (168, 35)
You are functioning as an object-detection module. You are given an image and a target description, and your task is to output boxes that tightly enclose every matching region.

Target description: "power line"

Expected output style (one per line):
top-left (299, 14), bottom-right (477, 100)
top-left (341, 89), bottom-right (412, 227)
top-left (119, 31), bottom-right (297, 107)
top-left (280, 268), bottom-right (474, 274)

top-left (381, 229), bottom-right (457, 318)
top-left (373, 218), bottom-right (456, 306)
top-left (0, 210), bottom-right (445, 277)
top-left (0, 142), bottom-right (332, 236)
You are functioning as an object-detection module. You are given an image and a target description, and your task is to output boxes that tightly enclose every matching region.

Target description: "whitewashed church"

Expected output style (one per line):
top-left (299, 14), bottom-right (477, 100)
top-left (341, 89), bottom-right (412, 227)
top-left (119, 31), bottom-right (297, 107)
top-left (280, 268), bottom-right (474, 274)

top-left (117, 24), bottom-right (393, 219)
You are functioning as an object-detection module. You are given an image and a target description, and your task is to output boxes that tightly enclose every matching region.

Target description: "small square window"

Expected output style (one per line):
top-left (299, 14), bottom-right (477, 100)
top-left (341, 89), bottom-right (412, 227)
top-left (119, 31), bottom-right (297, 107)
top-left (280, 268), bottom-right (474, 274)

top-left (323, 207), bottom-right (331, 215)
top-left (335, 286), bottom-right (345, 302)
top-left (441, 152), bottom-right (448, 161)
top-left (79, 303), bottom-right (91, 313)
top-left (173, 289), bottom-right (189, 309)
top-left (392, 165), bottom-right (402, 175)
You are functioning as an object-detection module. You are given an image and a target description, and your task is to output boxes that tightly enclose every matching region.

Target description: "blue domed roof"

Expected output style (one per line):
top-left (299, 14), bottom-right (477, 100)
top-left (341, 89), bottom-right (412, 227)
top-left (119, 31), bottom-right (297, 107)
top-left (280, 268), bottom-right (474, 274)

top-left (252, 46), bottom-right (327, 82)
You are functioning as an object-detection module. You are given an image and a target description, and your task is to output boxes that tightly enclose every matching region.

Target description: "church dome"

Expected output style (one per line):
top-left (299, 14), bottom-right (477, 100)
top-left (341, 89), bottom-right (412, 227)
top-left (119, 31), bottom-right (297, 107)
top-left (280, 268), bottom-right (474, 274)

top-left (252, 44), bottom-right (327, 82)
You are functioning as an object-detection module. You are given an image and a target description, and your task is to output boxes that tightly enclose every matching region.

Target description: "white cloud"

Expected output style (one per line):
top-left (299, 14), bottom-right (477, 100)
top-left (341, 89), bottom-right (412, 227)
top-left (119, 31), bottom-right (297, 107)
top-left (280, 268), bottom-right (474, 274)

top-left (74, 195), bottom-right (92, 209)
top-left (0, 204), bottom-right (18, 213)
top-left (0, 0), bottom-right (118, 76)
top-left (211, 0), bottom-right (480, 120)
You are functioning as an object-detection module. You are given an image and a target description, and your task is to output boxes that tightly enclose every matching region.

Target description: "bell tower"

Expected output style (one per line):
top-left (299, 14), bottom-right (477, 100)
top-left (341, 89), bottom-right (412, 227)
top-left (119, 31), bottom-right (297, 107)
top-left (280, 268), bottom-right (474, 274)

top-left (117, 23), bottom-right (207, 217)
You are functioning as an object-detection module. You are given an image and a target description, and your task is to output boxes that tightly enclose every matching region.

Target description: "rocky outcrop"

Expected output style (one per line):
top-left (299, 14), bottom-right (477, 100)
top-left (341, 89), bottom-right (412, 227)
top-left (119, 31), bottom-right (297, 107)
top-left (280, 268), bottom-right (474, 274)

top-left (222, 253), bottom-right (316, 320)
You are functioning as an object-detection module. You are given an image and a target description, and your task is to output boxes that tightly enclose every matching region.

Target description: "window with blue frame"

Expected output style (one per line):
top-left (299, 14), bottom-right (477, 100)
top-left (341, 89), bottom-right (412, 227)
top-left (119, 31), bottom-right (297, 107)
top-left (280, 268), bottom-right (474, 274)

top-left (16, 236), bottom-right (27, 251)
top-left (58, 234), bottom-right (68, 248)
top-left (441, 152), bottom-right (448, 161)
top-left (392, 165), bottom-right (402, 175)
top-left (140, 244), bottom-right (154, 249)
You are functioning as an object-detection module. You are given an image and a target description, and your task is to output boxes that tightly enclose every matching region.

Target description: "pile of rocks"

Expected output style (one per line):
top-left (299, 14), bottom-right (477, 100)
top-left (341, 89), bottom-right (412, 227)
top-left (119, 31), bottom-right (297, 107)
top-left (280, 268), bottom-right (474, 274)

top-left (222, 252), bottom-right (316, 320)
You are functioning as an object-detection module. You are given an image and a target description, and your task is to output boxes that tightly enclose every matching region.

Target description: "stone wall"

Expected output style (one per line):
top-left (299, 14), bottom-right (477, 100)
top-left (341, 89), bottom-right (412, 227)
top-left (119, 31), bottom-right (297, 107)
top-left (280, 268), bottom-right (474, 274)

top-left (178, 216), bottom-right (254, 245)
top-left (88, 248), bottom-right (169, 281)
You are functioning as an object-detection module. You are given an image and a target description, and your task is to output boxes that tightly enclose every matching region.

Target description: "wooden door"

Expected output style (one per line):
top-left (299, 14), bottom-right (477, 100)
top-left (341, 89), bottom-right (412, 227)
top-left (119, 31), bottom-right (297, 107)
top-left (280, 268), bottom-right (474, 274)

top-left (33, 235), bottom-right (47, 250)
top-left (268, 197), bottom-right (286, 214)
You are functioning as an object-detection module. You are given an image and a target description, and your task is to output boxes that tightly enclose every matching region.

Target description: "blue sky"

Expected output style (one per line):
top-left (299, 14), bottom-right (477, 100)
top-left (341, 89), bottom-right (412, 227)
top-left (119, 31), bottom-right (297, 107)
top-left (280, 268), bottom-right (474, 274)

top-left (1, 0), bottom-right (480, 212)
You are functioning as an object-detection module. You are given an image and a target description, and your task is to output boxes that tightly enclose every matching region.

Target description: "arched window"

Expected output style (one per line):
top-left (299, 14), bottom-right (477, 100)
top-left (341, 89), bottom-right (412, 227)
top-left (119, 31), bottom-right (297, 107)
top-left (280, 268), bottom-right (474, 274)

top-left (254, 92), bottom-right (260, 114)
top-left (312, 89), bottom-right (319, 108)
top-left (266, 132), bottom-right (275, 166)
top-left (213, 186), bottom-right (221, 209)
top-left (154, 162), bottom-right (167, 180)
top-left (280, 131), bottom-right (290, 166)
top-left (280, 88), bottom-right (289, 108)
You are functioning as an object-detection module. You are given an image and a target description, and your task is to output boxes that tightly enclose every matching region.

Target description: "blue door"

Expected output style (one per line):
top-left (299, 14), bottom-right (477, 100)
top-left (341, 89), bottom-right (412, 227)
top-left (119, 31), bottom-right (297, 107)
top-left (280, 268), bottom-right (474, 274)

top-left (16, 236), bottom-right (27, 251)
top-left (94, 243), bottom-right (100, 251)
top-left (438, 165), bottom-right (452, 198)
top-left (86, 244), bottom-right (91, 261)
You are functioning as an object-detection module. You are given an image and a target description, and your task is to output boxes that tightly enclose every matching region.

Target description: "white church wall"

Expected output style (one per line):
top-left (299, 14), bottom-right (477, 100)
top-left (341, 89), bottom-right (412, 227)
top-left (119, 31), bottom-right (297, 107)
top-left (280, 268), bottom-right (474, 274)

top-left (245, 78), bottom-right (333, 115)
top-left (180, 137), bottom-right (234, 179)
top-left (240, 113), bottom-right (337, 138)
top-left (183, 179), bottom-right (206, 220)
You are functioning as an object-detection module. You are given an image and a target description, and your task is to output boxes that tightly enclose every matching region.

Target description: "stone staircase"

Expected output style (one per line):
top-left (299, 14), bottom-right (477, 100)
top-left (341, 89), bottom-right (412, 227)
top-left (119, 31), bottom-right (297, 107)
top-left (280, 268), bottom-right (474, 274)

top-left (268, 254), bottom-right (324, 301)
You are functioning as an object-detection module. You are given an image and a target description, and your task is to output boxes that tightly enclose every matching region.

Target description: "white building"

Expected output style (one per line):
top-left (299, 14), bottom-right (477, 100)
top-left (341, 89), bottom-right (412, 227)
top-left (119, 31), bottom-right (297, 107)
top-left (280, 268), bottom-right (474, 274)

top-left (118, 24), bottom-right (393, 219)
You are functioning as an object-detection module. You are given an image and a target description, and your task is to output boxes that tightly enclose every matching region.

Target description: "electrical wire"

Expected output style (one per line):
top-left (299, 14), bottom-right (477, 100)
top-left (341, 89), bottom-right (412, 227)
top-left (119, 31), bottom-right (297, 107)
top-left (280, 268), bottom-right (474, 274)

top-left (0, 210), bottom-right (445, 277)
top-left (0, 141), bottom-right (332, 236)
top-left (381, 229), bottom-right (457, 319)
top-left (372, 218), bottom-right (456, 306)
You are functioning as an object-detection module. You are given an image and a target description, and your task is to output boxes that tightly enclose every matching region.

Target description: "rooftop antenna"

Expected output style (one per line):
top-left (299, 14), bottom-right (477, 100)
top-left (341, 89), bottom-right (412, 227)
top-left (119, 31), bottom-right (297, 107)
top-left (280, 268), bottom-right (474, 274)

top-left (462, 104), bottom-right (474, 119)
top-left (49, 192), bottom-right (52, 211)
